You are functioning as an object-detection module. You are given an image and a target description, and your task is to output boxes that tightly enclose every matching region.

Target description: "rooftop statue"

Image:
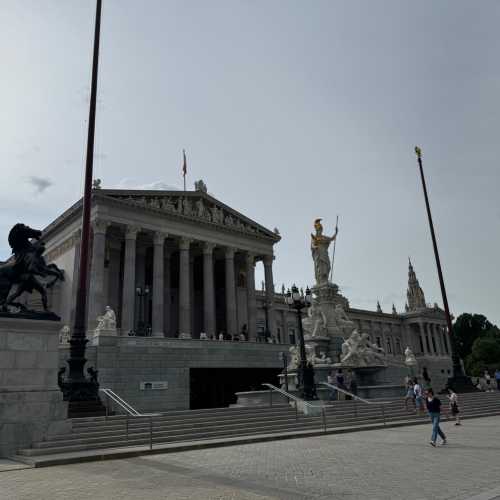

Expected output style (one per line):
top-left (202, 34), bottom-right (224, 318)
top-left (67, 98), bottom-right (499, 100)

top-left (0, 223), bottom-right (64, 319)
top-left (311, 219), bottom-right (337, 286)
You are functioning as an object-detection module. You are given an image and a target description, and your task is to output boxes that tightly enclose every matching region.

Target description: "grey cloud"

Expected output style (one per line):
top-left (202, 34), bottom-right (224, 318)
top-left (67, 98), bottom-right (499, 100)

top-left (27, 176), bottom-right (53, 194)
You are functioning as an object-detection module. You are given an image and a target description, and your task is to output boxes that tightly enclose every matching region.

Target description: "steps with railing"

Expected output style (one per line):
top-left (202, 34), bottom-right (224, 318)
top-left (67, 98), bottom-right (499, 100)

top-left (13, 389), bottom-right (500, 465)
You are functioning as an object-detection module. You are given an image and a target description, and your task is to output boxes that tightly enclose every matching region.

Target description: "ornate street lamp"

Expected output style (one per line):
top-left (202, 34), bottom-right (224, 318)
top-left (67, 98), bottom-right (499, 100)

top-left (285, 285), bottom-right (316, 400)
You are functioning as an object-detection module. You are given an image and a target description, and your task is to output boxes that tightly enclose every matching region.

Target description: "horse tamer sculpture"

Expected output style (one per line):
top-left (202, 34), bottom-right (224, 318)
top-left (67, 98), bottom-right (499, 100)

top-left (0, 223), bottom-right (64, 318)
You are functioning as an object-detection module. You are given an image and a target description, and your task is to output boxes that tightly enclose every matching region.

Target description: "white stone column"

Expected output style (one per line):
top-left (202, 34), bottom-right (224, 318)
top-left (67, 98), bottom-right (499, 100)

top-left (263, 255), bottom-right (275, 337)
top-left (225, 247), bottom-right (237, 336)
top-left (152, 232), bottom-right (167, 337)
top-left (87, 219), bottom-right (109, 331)
top-left (163, 250), bottom-right (171, 336)
top-left (246, 252), bottom-right (257, 341)
top-left (203, 242), bottom-right (216, 337)
top-left (178, 237), bottom-right (192, 338)
top-left (121, 226), bottom-right (139, 335)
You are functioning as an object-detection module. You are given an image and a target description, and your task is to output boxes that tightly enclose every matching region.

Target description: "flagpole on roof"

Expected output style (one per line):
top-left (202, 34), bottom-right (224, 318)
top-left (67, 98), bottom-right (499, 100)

top-left (182, 149), bottom-right (187, 192)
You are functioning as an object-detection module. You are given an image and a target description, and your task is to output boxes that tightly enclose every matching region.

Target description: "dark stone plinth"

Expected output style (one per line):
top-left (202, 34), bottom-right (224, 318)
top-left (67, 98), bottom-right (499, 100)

top-left (0, 309), bottom-right (61, 321)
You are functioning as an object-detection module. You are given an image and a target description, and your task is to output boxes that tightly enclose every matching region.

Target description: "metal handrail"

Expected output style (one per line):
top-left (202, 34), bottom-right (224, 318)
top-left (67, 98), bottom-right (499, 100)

top-left (100, 388), bottom-right (159, 417)
top-left (262, 383), bottom-right (327, 433)
top-left (320, 382), bottom-right (390, 425)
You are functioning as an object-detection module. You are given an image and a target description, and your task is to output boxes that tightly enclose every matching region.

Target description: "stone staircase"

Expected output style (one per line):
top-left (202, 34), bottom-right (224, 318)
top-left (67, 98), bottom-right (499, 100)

top-left (13, 391), bottom-right (500, 467)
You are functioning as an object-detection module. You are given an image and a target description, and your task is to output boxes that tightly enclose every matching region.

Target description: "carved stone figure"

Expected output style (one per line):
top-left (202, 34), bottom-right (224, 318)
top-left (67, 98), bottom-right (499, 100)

top-left (288, 345), bottom-right (300, 370)
top-left (59, 325), bottom-right (70, 344)
top-left (165, 197), bottom-right (176, 211)
top-left (310, 218), bottom-right (338, 286)
top-left (95, 306), bottom-right (117, 333)
top-left (195, 198), bottom-right (205, 218)
top-left (182, 197), bottom-right (192, 216)
top-left (312, 351), bottom-right (332, 366)
top-left (224, 214), bottom-right (234, 226)
top-left (404, 346), bottom-right (417, 366)
top-left (194, 179), bottom-right (207, 193)
top-left (0, 223), bottom-right (65, 318)
top-left (310, 304), bottom-right (328, 337)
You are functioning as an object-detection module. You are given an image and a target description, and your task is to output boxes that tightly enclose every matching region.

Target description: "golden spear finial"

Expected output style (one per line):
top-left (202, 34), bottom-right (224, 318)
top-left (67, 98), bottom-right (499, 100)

top-left (414, 146), bottom-right (422, 159)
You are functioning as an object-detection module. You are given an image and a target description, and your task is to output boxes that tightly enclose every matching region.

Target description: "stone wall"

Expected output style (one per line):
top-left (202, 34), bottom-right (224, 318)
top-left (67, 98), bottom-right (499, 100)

top-left (0, 318), bottom-right (69, 457)
top-left (59, 337), bottom-right (288, 413)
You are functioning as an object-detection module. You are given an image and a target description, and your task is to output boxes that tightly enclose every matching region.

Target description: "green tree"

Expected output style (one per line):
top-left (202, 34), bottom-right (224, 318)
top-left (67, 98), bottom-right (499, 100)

top-left (465, 330), bottom-right (500, 377)
top-left (452, 313), bottom-right (498, 359)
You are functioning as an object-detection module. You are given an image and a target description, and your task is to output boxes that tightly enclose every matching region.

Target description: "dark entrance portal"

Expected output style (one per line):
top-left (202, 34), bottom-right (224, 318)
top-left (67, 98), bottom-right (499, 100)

top-left (190, 368), bottom-right (281, 409)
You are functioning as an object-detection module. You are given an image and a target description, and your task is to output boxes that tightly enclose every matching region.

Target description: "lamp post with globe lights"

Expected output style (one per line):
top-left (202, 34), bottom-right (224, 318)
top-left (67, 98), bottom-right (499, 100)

top-left (285, 285), bottom-right (316, 400)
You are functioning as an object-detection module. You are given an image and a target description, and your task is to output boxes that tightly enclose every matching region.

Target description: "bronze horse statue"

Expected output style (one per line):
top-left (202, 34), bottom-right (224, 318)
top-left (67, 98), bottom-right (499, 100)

top-left (0, 223), bottom-right (64, 313)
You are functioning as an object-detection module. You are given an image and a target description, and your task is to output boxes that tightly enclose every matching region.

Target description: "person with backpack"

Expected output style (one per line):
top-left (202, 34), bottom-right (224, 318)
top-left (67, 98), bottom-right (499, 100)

top-left (426, 389), bottom-right (447, 447)
top-left (413, 378), bottom-right (425, 415)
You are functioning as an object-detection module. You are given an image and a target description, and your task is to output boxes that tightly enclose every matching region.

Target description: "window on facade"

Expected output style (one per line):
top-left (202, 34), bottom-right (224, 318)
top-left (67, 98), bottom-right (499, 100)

top-left (386, 338), bottom-right (392, 354)
top-left (395, 338), bottom-right (402, 355)
top-left (289, 330), bottom-right (296, 345)
top-left (277, 327), bottom-right (281, 343)
top-left (419, 335), bottom-right (424, 354)
top-left (376, 337), bottom-right (382, 348)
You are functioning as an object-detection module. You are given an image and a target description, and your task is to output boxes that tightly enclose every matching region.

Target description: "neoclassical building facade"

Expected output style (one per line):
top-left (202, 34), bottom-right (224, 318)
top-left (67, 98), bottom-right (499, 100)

top-left (43, 183), bottom-right (452, 362)
top-left (44, 184), bottom-right (280, 341)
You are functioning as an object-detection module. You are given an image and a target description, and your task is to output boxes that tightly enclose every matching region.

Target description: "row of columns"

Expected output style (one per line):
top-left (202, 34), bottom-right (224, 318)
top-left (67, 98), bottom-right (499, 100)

top-left (87, 221), bottom-right (275, 339)
top-left (417, 322), bottom-right (448, 356)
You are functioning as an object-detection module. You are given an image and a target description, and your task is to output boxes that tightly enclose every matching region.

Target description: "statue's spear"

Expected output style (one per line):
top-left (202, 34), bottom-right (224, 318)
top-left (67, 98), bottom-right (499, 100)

top-left (329, 215), bottom-right (339, 282)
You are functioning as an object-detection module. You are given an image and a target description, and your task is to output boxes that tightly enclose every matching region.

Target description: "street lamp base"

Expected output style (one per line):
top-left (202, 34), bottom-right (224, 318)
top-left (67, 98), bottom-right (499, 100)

top-left (60, 380), bottom-right (106, 418)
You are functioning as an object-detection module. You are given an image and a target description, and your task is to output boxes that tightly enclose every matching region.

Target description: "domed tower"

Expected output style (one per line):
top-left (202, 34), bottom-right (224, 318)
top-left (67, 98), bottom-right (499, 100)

top-left (406, 258), bottom-right (426, 311)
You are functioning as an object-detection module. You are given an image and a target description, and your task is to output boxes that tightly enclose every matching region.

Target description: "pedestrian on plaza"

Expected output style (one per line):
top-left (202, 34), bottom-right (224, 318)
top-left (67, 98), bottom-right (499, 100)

top-left (422, 367), bottom-right (432, 391)
top-left (426, 388), bottom-right (447, 447)
top-left (404, 379), bottom-right (416, 412)
top-left (447, 387), bottom-right (461, 426)
top-left (495, 368), bottom-right (500, 391)
top-left (484, 369), bottom-right (493, 392)
top-left (413, 378), bottom-right (425, 415)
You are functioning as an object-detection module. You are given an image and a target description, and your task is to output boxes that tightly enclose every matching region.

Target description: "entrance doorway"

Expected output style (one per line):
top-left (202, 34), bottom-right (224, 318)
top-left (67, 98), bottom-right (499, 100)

top-left (189, 368), bottom-right (281, 409)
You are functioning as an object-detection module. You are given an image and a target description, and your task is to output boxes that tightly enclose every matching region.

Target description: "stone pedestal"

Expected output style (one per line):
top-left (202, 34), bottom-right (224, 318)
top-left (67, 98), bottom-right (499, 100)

top-left (0, 318), bottom-right (70, 457)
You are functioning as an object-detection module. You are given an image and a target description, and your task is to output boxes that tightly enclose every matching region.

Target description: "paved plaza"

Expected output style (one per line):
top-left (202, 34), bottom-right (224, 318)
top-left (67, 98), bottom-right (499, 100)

top-left (2, 416), bottom-right (500, 500)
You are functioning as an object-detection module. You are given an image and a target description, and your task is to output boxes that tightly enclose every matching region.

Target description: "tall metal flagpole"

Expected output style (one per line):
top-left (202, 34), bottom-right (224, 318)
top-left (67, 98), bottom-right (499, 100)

top-left (62, 0), bottom-right (106, 415)
top-left (414, 147), bottom-right (474, 391)
top-left (329, 215), bottom-right (339, 282)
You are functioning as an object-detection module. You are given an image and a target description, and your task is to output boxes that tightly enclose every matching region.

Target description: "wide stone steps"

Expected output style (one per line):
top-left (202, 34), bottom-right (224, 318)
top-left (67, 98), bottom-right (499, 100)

top-left (15, 392), bottom-right (500, 461)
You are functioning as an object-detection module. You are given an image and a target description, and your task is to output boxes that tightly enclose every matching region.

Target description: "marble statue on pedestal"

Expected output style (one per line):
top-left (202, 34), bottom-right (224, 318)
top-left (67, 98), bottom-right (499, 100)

top-left (404, 346), bottom-right (417, 367)
top-left (94, 306), bottom-right (117, 335)
top-left (311, 219), bottom-right (338, 286)
top-left (59, 325), bottom-right (70, 344)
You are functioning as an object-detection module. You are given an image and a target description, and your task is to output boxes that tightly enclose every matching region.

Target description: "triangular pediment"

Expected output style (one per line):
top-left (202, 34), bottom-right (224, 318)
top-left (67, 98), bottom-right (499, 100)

top-left (97, 189), bottom-right (280, 241)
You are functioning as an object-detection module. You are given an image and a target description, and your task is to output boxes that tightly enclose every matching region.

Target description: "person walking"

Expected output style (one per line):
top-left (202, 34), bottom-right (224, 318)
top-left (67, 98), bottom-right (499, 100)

top-left (404, 379), bottom-right (416, 412)
top-left (413, 378), bottom-right (425, 416)
top-left (447, 387), bottom-right (461, 426)
top-left (495, 368), bottom-right (500, 391)
top-left (426, 389), bottom-right (447, 447)
top-left (484, 369), bottom-right (493, 392)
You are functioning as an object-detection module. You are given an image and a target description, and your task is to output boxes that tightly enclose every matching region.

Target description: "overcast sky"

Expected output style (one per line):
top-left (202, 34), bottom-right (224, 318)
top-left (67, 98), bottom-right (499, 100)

top-left (1, 1), bottom-right (499, 324)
